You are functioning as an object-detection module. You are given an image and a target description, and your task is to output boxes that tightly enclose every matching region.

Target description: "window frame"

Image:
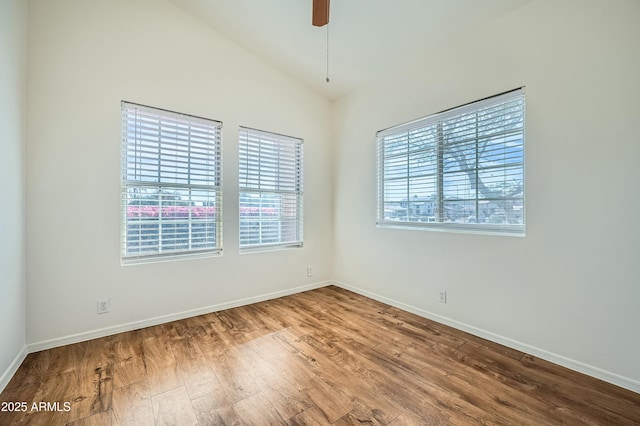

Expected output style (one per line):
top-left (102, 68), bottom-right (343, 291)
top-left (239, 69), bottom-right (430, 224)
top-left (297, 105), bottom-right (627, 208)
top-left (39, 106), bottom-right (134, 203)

top-left (377, 88), bottom-right (526, 236)
top-left (120, 101), bottom-right (223, 264)
top-left (238, 126), bottom-right (304, 252)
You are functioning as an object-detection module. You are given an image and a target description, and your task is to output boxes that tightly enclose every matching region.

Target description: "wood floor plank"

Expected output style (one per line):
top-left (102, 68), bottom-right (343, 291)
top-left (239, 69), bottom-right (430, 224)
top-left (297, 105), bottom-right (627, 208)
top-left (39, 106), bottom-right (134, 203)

top-left (67, 363), bottom-right (113, 423)
top-left (183, 314), bottom-right (228, 355)
top-left (448, 327), bottom-right (525, 361)
top-left (2, 286), bottom-right (639, 425)
top-left (111, 380), bottom-right (154, 426)
top-left (303, 337), bottom-right (404, 423)
top-left (0, 383), bottom-right (41, 425)
top-left (215, 309), bottom-right (250, 339)
top-left (113, 329), bottom-right (144, 362)
top-left (334, 405), bottom-right (390, 426)
top-left (139, 322), bottom-right (177, 341)
top-left (214, 406), bottom-right (245, 425)
top-left (376, 306), bottom-right (468, 349)
top-left (246, 300), bottom-right (298, 332)
top-left (190, 388), bottom-right (238, 426)
top-left (2, 351), bottom-right (50, 392)
top-left (518, 353), bottom-right (640, 425)
top-left (245, 302), bottom-right (295, 333)
top-left (257, 347), bottom-right (318, 393)
top-left (452, 341), bottom-right (621, 424)
top-left (275, 323), bottom-right (464, 424)
top-left (169, 335), bottom-right (221, 399)
top-left (204, 344), bottom-right (259, 403)
top-left (285, 333), bottom-right (402, 423)
top-left (45, 341), bottom-right (87, 376)
top-left (275, 295), bottom-right (402, 350)
top-left (300, 332), bottom-right (444, 424)
top-left (21, 369), bottom-right (77, 425)
top-left (304, 375), bottom-right (354, 423)
top-left (372, 339), bottom-right (548, 424)
top-left (81, 336), bottom-right (117, 371)
top-left (387, 411), bottom-right (449, 426)
top-left (287, 406), bottom-right (334, 426)
top-left (344, 336), bottom-right (516, 425)
top-left (231, 305), bottom-right (269, 333)
top-left (254, 370), bottom-right (313, 421)
top-left (151, 386), bottom-right (198, 426)
top-left (142, 335), bottom-right (183, 396)
top-left (234, 342), bottom-right (284, 380)
top-left (245, 332), bottom-right (295, 365)
top-left (112, 355), bottom-right (146, 389)
top-left (233, 391), bottom-right (286, 425)
top-left (67, 410), bottom-right (112, 426)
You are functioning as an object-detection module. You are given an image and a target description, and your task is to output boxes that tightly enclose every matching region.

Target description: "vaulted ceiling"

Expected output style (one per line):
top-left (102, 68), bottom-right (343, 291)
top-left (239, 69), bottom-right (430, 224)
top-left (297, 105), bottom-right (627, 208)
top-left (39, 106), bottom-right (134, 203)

top-left (171, 0), bottom-right (530, 101)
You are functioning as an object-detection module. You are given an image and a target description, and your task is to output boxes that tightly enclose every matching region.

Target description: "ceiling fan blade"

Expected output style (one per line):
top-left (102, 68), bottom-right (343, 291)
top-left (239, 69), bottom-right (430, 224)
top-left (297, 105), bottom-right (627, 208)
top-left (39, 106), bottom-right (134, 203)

top-left (312, 0), bottom-right (330, 27)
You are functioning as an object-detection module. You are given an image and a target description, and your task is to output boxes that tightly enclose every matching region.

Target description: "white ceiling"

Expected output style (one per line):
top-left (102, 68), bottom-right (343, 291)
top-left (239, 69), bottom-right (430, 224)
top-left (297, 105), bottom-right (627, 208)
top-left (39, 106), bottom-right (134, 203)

top-left (171, 0), bottom-right (530, 101)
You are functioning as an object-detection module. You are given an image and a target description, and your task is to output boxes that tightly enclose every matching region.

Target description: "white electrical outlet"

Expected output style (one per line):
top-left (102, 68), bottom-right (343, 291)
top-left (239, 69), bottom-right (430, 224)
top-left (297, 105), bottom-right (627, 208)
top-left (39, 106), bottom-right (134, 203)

top-left (97, 299), bottom-right (110, 314)
top-left (307, 266), bottom-right (313, 277)
top-left (439, 291), bottom-right (447, 304)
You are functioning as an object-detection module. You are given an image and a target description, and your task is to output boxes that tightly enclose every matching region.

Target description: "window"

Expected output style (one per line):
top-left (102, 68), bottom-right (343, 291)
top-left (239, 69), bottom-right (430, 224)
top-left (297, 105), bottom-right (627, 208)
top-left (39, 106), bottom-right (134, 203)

top-left (377, 88), bottom-right (525, 235)
top-left (121, 102), bottom-right (222, 263)
top-left (239, 127), bottom-right (303, 250)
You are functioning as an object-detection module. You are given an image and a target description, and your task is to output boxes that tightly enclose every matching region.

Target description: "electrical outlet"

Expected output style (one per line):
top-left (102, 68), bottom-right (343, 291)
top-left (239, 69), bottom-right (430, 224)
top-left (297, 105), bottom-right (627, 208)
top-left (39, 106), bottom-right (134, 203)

top-left (307, 266), bottom-right (313, 277)
top-left (97, 299), bottom-right (110, 314)
top-left (439, 291), bottom-right (447, 304)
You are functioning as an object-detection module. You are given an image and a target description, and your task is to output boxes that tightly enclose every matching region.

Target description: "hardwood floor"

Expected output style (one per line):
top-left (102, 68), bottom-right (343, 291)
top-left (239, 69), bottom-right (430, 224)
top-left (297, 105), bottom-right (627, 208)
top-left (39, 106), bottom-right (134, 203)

top-left (1, 286), bottom-right (639, 425)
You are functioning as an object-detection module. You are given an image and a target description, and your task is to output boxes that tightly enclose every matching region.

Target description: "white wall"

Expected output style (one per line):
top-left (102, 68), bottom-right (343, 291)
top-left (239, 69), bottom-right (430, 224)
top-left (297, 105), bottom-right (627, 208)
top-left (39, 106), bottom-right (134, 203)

top-left (332, 0), bottom-right (640, 391)
top-left (0, 0), bottom-right (27, 390)
top-left (26, 0), bottom-right (333, 347)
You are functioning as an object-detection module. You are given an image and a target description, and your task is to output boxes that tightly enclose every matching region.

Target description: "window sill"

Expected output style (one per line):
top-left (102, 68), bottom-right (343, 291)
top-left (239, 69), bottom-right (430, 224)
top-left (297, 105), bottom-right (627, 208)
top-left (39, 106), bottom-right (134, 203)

top-left (239, 242), bottom-right (303, 255)
top-left (121, 249), bottom-right (222, 266)
top-left (376, 222), bottom-right (525, 237)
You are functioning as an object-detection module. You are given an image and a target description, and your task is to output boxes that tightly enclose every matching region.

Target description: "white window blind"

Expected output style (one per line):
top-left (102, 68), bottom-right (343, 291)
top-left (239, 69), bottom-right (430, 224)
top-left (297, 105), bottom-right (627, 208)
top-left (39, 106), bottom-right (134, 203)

top-left (377, 88), bottom-right (525, 235)
top-left (239, 127), bottom-right (303, 250)
top-left (121, 102), bottom-right (223, 263)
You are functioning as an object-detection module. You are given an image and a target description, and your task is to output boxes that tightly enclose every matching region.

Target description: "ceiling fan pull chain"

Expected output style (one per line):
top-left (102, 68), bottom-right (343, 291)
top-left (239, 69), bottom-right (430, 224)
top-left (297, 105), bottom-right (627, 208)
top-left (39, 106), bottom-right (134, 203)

top-left (326, 22), bottom-right (330, 83)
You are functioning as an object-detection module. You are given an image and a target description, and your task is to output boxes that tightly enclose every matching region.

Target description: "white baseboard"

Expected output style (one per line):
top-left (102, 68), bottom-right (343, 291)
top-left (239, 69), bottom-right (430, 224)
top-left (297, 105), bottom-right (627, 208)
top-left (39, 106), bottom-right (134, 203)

top-left (0, 345), bottom-right (27, 394)
top-left (27, 281), bottom-right (331, 353)
top-left (332, 280), bottom-right (640, 394)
